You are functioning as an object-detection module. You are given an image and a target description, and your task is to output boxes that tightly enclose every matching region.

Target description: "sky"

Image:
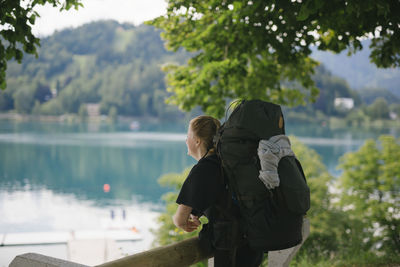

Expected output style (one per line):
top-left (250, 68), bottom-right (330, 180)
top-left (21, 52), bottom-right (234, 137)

top-left (32, 0), bottom-right (167, 37)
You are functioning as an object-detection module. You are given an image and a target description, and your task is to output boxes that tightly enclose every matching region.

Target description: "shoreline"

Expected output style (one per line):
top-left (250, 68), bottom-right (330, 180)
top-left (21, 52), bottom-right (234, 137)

top-left (1, 112), bottom-right (399, 130)
top-left (0, 112), bottom-right (165, 124)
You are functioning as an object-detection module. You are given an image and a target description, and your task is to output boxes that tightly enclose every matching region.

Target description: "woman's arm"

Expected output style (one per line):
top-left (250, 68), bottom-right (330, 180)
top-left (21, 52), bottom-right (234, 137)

top-left (173, 204), bottom-right (201, 232)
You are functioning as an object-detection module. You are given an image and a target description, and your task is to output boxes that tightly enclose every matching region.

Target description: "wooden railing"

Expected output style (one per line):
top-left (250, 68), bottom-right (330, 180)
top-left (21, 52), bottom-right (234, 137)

top-left (96, 236), bottom-right (212, 267)
top-left (9, 218), bottom-right (310, 267)
top-left (8, 237), bottom-right (210, 267)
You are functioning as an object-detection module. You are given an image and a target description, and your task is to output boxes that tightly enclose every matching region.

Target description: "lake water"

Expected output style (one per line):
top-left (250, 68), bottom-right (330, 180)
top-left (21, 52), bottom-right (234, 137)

top-left (0, 119), bottom-right (398, 266)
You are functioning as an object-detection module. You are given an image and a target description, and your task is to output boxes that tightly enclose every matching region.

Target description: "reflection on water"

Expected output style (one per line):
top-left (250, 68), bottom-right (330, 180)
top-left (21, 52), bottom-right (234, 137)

top-left (0, 120), bottom-right (398, 266)
top-left (0, 120), bottom-right (397, 206)
top-left (286, 122), bottom-right (399, 140)
top-left (0, 133), bottom-right (194, 204)
top-left (0, 132), bottom-right (187, 146)
top-left (0, 121), bottom-right (194, 266)
top-left (0, 189), bottom-right (160, 266)
top-left (0, 189), bottom-right (160, 232)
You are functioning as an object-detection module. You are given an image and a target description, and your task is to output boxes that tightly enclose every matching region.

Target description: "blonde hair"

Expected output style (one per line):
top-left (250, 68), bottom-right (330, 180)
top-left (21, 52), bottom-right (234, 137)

top-left (190, 115), bottom-right (221, 153)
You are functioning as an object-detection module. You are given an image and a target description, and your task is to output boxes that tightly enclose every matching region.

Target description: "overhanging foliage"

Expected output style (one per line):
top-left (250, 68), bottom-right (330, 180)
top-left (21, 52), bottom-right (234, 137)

top-left (149, 0), bottom-right (400, 117)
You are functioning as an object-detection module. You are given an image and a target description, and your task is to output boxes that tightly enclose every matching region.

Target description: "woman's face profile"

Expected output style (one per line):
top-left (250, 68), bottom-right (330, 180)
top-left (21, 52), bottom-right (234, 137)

top-left (186, 125), bottom-right (199, 159)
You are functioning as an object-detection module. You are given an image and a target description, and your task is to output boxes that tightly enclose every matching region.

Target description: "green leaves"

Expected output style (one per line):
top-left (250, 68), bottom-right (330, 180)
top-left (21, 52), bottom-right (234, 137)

top-left (297, 0), bottom-right (324, 21)
top-left (338, 136), bottom-right (400, 254)
top-left (149, 1), bottom-right (319, 117)
top-left (0, 0), bottom-right (83, 89)
top-left (149, 0), bottom-right (400, 117)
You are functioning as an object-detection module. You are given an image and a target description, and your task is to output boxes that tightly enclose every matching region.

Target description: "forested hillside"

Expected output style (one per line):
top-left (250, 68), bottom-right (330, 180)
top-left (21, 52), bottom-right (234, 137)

top-left (1, 21), bottom-right (189, 119)
top-left (1, 20), bottom-right (398, 120)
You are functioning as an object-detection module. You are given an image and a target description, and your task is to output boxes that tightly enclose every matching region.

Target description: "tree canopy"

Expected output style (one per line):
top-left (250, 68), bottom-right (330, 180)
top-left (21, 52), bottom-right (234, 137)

top-left (338, 135), bottom-right (400, 254)
top-left (149, 0), bottom-right (400, 118)
top-left (0, 0), bottom-right (83, 89)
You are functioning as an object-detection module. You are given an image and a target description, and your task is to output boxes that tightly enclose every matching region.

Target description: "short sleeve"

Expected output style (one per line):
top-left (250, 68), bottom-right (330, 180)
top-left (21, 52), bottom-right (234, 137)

top-left (176, 158), bottom-right (222, 216)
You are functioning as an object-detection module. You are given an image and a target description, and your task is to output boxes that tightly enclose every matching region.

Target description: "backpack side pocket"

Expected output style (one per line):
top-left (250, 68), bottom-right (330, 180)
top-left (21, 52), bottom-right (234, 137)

top-left (278, 156), bottom-right (310, 214)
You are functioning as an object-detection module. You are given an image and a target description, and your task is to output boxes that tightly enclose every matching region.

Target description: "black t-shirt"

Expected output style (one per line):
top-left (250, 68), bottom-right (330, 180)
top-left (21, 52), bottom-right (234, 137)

top-left (176, 154), bottom-right (264, 267)
top-left (176, 154), bottom-right (224, 219)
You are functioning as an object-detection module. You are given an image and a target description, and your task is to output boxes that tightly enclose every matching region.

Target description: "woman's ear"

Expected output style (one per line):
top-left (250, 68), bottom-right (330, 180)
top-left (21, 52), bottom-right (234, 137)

top-left (195, 138), bottom-right (201, 146)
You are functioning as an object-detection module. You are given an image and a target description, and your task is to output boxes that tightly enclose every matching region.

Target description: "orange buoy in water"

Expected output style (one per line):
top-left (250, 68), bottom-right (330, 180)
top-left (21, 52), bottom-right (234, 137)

top-left (103, 184), bottom-right (110, 193)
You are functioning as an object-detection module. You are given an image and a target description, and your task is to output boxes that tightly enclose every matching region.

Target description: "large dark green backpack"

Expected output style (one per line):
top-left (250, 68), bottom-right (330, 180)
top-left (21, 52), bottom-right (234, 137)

top-left (214, 99), bottom-right (310, 252)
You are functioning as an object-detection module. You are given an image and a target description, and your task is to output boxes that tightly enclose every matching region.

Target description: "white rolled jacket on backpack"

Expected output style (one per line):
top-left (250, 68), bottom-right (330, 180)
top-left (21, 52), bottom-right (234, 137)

top-left (257, 135), bottom-right (295, 190)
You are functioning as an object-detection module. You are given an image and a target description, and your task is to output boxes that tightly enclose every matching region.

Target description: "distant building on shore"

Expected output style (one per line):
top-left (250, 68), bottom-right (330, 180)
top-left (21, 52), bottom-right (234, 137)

top-left (86, 103), bottom-right (100, 117)
top-left (334, 97), bottom-right (354, 110)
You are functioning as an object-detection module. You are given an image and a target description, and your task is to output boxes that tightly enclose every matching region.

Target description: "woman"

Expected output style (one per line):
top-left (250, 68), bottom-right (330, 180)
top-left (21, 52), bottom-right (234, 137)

top-left (173, 115), bottom-right (263, 267)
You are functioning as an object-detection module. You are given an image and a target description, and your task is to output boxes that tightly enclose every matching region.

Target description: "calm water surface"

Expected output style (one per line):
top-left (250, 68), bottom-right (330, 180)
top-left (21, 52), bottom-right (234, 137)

top-left (0, 119), bottom-right (398, 266)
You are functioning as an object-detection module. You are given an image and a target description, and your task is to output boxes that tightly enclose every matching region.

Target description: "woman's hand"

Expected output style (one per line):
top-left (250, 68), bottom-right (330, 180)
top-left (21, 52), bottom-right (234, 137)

top-left (190, 214), bottom-right (200, 225)
top-left (182, 215), bottom-right (201, 232)
top-left (173, 205), bottom-right (202, 232)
